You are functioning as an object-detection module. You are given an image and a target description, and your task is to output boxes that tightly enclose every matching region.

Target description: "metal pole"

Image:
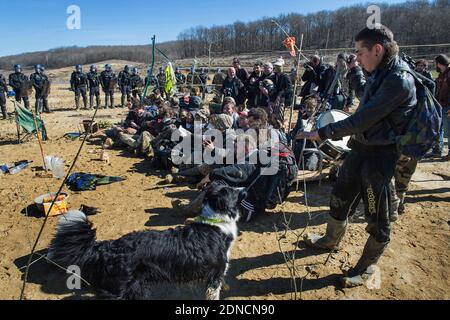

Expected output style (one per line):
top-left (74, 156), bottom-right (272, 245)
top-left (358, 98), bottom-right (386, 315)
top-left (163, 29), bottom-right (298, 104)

top-left (142, 35), bottom-right (156, 101)
top-left (288, 34), bottom-right (304, 138)
top-left (31, 110), bottom-right (47, 171)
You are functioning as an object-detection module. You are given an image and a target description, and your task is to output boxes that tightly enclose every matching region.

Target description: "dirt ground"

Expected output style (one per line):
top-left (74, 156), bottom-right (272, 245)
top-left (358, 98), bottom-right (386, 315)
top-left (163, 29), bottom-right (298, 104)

top-left (0, 73), bottom-right (449, 300)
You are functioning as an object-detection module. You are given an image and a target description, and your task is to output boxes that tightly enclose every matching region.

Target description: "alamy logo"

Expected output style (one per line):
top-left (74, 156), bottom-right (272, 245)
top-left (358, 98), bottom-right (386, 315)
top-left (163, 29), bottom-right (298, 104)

top-left (66, 5), bottom-right (81, 30)
top-left (66, 265), bottom-right (81, 290)
top-left (367, 5), bottom-right (381, 29)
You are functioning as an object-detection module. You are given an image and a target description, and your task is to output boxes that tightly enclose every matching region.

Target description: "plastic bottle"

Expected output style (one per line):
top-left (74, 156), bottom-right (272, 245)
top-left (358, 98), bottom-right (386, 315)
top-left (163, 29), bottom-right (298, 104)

top-left (51, 157), bottom-right (65, 179)
top-left (44, 156), bottom-right (65, 179)
top-left (9, 162), bottom-right (29, 174)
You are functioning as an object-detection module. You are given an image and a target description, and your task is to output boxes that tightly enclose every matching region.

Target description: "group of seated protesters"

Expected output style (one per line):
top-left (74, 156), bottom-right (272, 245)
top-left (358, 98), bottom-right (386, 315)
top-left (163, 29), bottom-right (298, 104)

top-left (91, 84), bottom-right (299, 222)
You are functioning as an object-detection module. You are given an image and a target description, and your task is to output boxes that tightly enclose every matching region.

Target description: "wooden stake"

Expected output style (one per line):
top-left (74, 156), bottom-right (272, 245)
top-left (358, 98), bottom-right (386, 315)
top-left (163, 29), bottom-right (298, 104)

top-left (31, 110), bottom-right (47, 171)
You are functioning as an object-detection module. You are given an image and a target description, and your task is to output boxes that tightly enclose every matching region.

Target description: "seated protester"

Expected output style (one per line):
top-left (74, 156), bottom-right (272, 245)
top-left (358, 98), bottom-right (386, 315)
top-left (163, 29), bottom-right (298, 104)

top-left (290, 97), bottom-right (321, 169)
top-left (172, 133), bottom-right (258, 217)
top-left (268, 113), bottom-right (289, 146)
top-left (204, 113), bottom-right (237, 161)
top-left (238, 110), bottom-right (250, 131)
top-left (179, 109), bottom-right (193, 132)
top-left (221, 67), bottom-right (246, 107)
top-left (145, 88), bottom-right (165, 106)
top-left (93, 98), bottom-right (149, 148)
top-left (415, 59), bottom-right (433, 81)
top-left (176, 123), bottom-right (298, 221)
top-left (222, 100), bottom-right (240, 129)
top-left (246, 62), bottom-right (264, 109)
top-left (116, 102), bottom-right (156, 156)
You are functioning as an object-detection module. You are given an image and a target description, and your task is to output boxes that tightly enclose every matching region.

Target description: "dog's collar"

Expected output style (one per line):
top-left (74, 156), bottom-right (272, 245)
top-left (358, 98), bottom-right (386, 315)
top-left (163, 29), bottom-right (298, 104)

top-left (194, 215), bottom-right (226, 225)
top-left (194, 204), bottom-right (227, 225)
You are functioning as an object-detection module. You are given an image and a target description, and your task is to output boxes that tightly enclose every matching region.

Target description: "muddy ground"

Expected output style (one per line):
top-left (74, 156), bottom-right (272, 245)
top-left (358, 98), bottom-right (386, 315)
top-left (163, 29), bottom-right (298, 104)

top-left (0, 77), bottom-right (449, 300)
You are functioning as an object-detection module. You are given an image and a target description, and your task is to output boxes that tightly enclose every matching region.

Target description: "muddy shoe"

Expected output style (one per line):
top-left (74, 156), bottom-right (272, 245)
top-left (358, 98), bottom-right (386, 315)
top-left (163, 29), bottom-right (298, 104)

top-left (164, 174), bottom-right (174, 184)
top-left (303, 216), bottom-right (347, 250)
top-left (103, 138), bottom-right (114, 149)
top-left (342, 265), bottom-right (381, 289)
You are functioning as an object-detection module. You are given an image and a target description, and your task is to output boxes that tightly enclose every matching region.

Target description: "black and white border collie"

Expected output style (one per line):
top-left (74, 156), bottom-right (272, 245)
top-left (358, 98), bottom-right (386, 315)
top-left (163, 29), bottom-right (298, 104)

top-left (47, 182), bottom-right (242, 300)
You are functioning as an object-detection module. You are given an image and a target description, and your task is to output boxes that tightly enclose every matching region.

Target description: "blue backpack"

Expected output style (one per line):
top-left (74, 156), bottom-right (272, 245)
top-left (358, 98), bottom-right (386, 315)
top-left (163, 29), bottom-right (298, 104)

top-left (393, 69), bottom-right (442, 160)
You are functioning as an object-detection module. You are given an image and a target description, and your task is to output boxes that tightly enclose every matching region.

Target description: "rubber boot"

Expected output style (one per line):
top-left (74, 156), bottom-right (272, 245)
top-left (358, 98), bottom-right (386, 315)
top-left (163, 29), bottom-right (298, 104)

top-left (82, 95), bottom-right (88, 110)
top-left (303, 215), bottom-right (347, 250)
top-left (121, 94), bottom-right (126, 108)
top-left (342, 236), bottom-right (388, 287)
top-left (75, 97), bottom-right (80, 110)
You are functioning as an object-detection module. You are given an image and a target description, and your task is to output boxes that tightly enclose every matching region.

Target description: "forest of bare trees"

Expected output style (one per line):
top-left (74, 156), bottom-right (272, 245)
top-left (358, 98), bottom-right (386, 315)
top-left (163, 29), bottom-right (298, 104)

top-left (0, 0), bottom-right (449, 70)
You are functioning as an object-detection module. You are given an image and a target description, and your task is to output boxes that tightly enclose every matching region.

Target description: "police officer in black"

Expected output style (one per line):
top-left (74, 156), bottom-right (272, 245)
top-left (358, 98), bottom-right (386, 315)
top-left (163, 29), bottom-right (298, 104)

top-left (87, 65), bottom-right (101, 109)
top-left (130, 67), bottom-right (144, 100)
top-left (118, 65), bottom-right (131, 108)
top-left (100, 64), bottom-right (117, 109)
top-left (0, 73), bottom-right (9, 119)
top-left (70, 65), bottom-right (89, 110)
top-left (9, 64), bottom-right (30, 110)
top-left (30, 64), bottom-right (51, 114)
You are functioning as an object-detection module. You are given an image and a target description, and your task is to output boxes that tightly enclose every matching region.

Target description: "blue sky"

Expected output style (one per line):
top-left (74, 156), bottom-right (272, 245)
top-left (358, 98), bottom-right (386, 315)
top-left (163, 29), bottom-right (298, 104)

top-left (0, 0), bottom-right (409, 57)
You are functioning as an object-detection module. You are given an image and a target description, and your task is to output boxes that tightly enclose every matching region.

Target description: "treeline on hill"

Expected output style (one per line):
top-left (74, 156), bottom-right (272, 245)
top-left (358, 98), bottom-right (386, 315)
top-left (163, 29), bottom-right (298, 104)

top-left (0, 0), bottom-right (449, 70)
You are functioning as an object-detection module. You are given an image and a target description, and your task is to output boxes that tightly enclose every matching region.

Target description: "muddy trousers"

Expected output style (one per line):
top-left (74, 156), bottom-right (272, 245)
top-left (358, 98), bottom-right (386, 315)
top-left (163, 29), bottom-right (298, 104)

top-left (35, 91), bottom-right (50, 114)
top-left (14, 92), bottom-right (30, 110)
top-left (89, 87), bottom-right (101, 109)
top-left (120, 86), bottom-right (131, 107)
top-left (74, 87), bottom-right (88, 109)
top-left (329, 150), bottom-right (399, 244)
top-left (104, 90), bottom-right (115, 108)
